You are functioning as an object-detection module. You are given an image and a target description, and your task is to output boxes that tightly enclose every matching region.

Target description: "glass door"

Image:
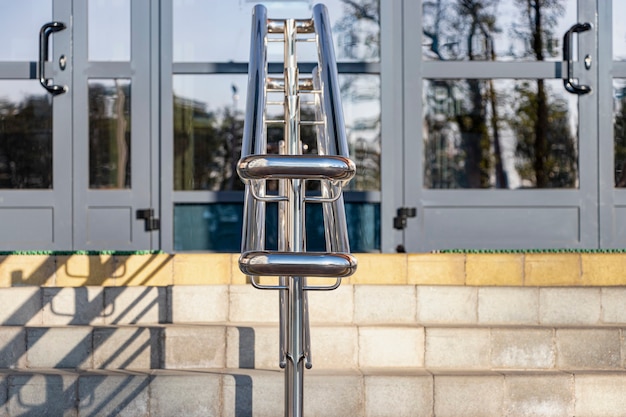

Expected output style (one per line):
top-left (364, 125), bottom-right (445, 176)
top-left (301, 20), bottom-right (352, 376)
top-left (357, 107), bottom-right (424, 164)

top-left (0, 0), bottom-right (72, 250)
top-left (599, 0), bottom-right (626, 248)
top-left (403, 0), bottom-right (598, 251)
top-left (0, 0), bottom-right (156, 251)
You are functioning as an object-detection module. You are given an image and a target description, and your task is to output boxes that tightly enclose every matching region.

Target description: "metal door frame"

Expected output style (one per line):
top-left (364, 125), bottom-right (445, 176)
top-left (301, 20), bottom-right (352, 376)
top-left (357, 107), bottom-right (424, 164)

top-left (71, 0), bottom-right (158, 250)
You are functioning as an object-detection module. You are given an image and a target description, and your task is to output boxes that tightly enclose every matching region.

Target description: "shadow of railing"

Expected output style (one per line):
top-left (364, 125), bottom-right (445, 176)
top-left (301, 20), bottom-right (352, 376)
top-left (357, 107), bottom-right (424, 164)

top-left (0, 253), bottom-right (243, 416)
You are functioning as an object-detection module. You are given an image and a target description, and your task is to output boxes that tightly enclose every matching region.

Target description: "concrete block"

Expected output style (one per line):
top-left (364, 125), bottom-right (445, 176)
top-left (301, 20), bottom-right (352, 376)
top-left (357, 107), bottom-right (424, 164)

top-left (408, 254), bottom-right (465, 285)
top-left (426, 328), bottom-right (490, 369)
top-left (417, 286), bottom-right (477, 324)
top-left (9, 374), bottom-right (76, 417)
top-left (310, 326), bottom-right (358, 369)
top-left (354, 285), bottom-right (416, 324)
top-left (93, 327), bottom-right (160, 369)
top-left (524, 253), bottom-right (581, 286)
top-left (575, 373), bottom-right (626, 417)
top-left (149, 374), bottom-right (222, 417)
top-left (42, 287), bottom-right (105, 325)
top-left (601, 288), bottom-right (626, 324)
top-left (229, 285), bottom-right (278, 323)
top-left (226, 326), bottom-right (278, 370)
top-left (222, 370), bottom-right (282, 417)
top-left (0, 327), bottom-right (26, 369)
top-left (163, 325), bottom-right (226, 369)
top-left (491, 329), bottom-right (555, 369)
top-left (434, 374), bottom-right (504, 417)
top-left (308, 284), bottom-right (354, 324)
top-left (581, 253), bottom-right (626, 285)
top-left (466, 254), bottom-right (523, 286)
top-left (364, 373), bottom-right (433, 417)
top-left (170, 285), bottom-right (229, 323)
top-left (173, 253), bottom-right (231, 285)
top-left (0, 287), bottom-right (42, 326)
top-left (478, 287), bottom-right (539, 325)
top-left (359, 326), bottom-right (424, 368)
top-left (27, 327), bottom-right (92, 369)
top-left (556, 329), bottom-right (621, 369)
top-left (304, 372), bottom-right (364, 416)
top-left (55, 254), bottom-right (115, 286)
top-left (78, 374), bottom-right (150, 417)
top-left (504, 373), bottom-right (574, 417)
top-left (103, 287), bottom-right (166, 324)
top-left (352, 253), bottom-right (407, 284)
top-left (0, 255), bottom-right (55, 286)
top-left (539, 288), bottom-right (601, 325)
top-left (113, 254), bottom-right (173, 286)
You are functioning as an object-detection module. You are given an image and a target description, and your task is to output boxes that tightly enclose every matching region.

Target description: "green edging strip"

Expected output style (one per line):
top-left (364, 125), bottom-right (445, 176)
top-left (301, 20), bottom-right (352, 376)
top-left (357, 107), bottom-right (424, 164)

top-left (0, 250), bottom-right (164, 256)
top-left (436, 249), bottom-right (626, 254)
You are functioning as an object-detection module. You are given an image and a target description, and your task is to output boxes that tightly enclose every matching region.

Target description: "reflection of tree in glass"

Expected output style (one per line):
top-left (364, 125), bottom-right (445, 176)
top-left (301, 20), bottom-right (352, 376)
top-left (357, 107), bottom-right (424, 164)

top-left (510, 0), bottom-right (563, 60)
top-left (333, 0), bottom-right (379, 61)
top-left (173, 97), bottom-right (322, 191)
top-left (333, 1), bottom-right (382, 191)
top-left (89, 81), bottom-right (131, 189)
top-left (509, 81), bottom-right (576, 187)
top-left (509, 0), bottom-right (576, 188)
top-left (0, 95), bottom-right (52, 189)
top-left (614, 92), bottom-right (626, 187)
top-left (423, 0), bottom-right (506, 188)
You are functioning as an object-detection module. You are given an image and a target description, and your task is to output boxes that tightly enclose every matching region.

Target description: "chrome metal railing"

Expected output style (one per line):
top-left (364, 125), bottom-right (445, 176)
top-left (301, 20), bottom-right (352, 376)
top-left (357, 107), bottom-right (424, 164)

top-left (238, 4), bottom-right (357, 417)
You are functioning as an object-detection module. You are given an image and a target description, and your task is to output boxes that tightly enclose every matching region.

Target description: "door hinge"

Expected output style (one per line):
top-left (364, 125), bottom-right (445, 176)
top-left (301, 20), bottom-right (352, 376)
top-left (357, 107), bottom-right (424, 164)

top-left (136, 209), bottom-right (160, 231)
top-left (393, 207), bottom-right (417, 230)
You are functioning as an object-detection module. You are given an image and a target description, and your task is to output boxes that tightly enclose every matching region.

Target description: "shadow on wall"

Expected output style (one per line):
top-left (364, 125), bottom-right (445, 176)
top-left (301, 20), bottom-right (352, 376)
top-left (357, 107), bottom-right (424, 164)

top-left (0, 254), bottom-right (256, 416)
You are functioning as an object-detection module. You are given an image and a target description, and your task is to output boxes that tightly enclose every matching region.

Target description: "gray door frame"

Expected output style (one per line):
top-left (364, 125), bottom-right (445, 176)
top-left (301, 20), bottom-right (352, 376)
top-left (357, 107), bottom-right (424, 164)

top-left (72, 0), bottom-right (156, 250)
top-left (402, 0), bottom-right (600, 252)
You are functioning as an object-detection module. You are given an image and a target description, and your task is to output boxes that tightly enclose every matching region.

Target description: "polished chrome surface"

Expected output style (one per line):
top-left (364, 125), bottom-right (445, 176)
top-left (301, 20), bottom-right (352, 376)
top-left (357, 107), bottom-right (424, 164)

top-left (239, 251), bottom-right (357, 277)
top-left (238, 4), bottom-right (356, 417)
top-left (238, 155), bottom-right (356, 181)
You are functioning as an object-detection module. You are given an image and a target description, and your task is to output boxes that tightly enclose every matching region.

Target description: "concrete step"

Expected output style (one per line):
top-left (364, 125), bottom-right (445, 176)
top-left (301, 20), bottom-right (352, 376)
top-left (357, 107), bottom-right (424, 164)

top-left (0, 368), bottom-right (623, 416)
top-left (3, 284), bottom-right (626, 327)
top-left (0, 323), bottom-right (624, 373)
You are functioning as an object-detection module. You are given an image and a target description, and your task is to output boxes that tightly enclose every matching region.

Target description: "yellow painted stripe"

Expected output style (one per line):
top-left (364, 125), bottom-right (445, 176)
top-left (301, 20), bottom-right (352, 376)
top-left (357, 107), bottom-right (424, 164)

top-left (0, 253), bottom-right (626, 287)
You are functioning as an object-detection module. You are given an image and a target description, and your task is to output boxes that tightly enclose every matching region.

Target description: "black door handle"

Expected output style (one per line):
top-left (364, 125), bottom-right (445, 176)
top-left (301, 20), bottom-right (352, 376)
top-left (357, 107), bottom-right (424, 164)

top-left (562, 22), bottom-right (592, 95)
top-left (39, 22), bottom-right (67, 95)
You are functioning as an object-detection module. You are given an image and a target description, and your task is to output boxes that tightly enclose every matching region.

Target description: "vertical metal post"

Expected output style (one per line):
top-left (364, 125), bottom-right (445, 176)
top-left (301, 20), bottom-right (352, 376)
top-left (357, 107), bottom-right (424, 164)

top-left (283, 18), bottom-right (305, 417)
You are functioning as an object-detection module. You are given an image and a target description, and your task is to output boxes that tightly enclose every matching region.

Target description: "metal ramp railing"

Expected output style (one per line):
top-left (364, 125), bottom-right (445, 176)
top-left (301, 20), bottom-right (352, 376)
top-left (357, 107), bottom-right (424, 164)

top-left (237, 4), bottom-right (357, 417)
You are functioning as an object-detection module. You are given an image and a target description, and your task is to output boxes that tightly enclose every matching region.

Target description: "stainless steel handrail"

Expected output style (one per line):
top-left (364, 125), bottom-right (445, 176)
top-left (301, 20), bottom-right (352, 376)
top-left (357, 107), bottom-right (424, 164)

top-left (238, 4), bottom-right (356, 417)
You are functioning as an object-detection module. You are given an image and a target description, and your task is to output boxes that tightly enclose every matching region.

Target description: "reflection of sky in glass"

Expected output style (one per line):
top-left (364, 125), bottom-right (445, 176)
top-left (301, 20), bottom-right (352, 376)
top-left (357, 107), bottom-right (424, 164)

top-left (613, 1), bottom-right (626, 60)
top-left (172, 0), bottom-right (376, 62)
top-left (89, 0), bottom-right (130, 61)
top-left (0, 0), bottom-right (51, 61)
top-left (423, 0), bottom-right (576, 61)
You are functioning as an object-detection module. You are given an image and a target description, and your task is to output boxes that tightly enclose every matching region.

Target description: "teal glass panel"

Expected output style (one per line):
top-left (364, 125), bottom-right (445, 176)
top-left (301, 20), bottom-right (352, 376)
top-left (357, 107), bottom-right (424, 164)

top-left (174, 202), bottom-right (380, 252)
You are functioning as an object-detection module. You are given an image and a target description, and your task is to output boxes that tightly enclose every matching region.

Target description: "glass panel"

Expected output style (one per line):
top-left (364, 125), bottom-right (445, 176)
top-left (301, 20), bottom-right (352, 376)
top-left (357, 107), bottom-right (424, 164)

top-left (88, 0), bottom-right (130, 61)
top-left (174, 202), bottom-right (380, 252)
top-left (614, 79), bottom-right (626, 187)
top-left (0, 81), bottom-right (52, 188)
top-left (423, 79), bottom-right (578, 189)
top-left (422, 0), bottom-right (576, 62)
top-left (0, 0), bottom-right (51, 61)
top-left (89, 79), bottom-right (131, 189)
top-left (173, 0), bottom-right (379, 62)
top-left (614, 0), bottom-right (626, 60)
top-left (173, 74), bottom-right (380, 191)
